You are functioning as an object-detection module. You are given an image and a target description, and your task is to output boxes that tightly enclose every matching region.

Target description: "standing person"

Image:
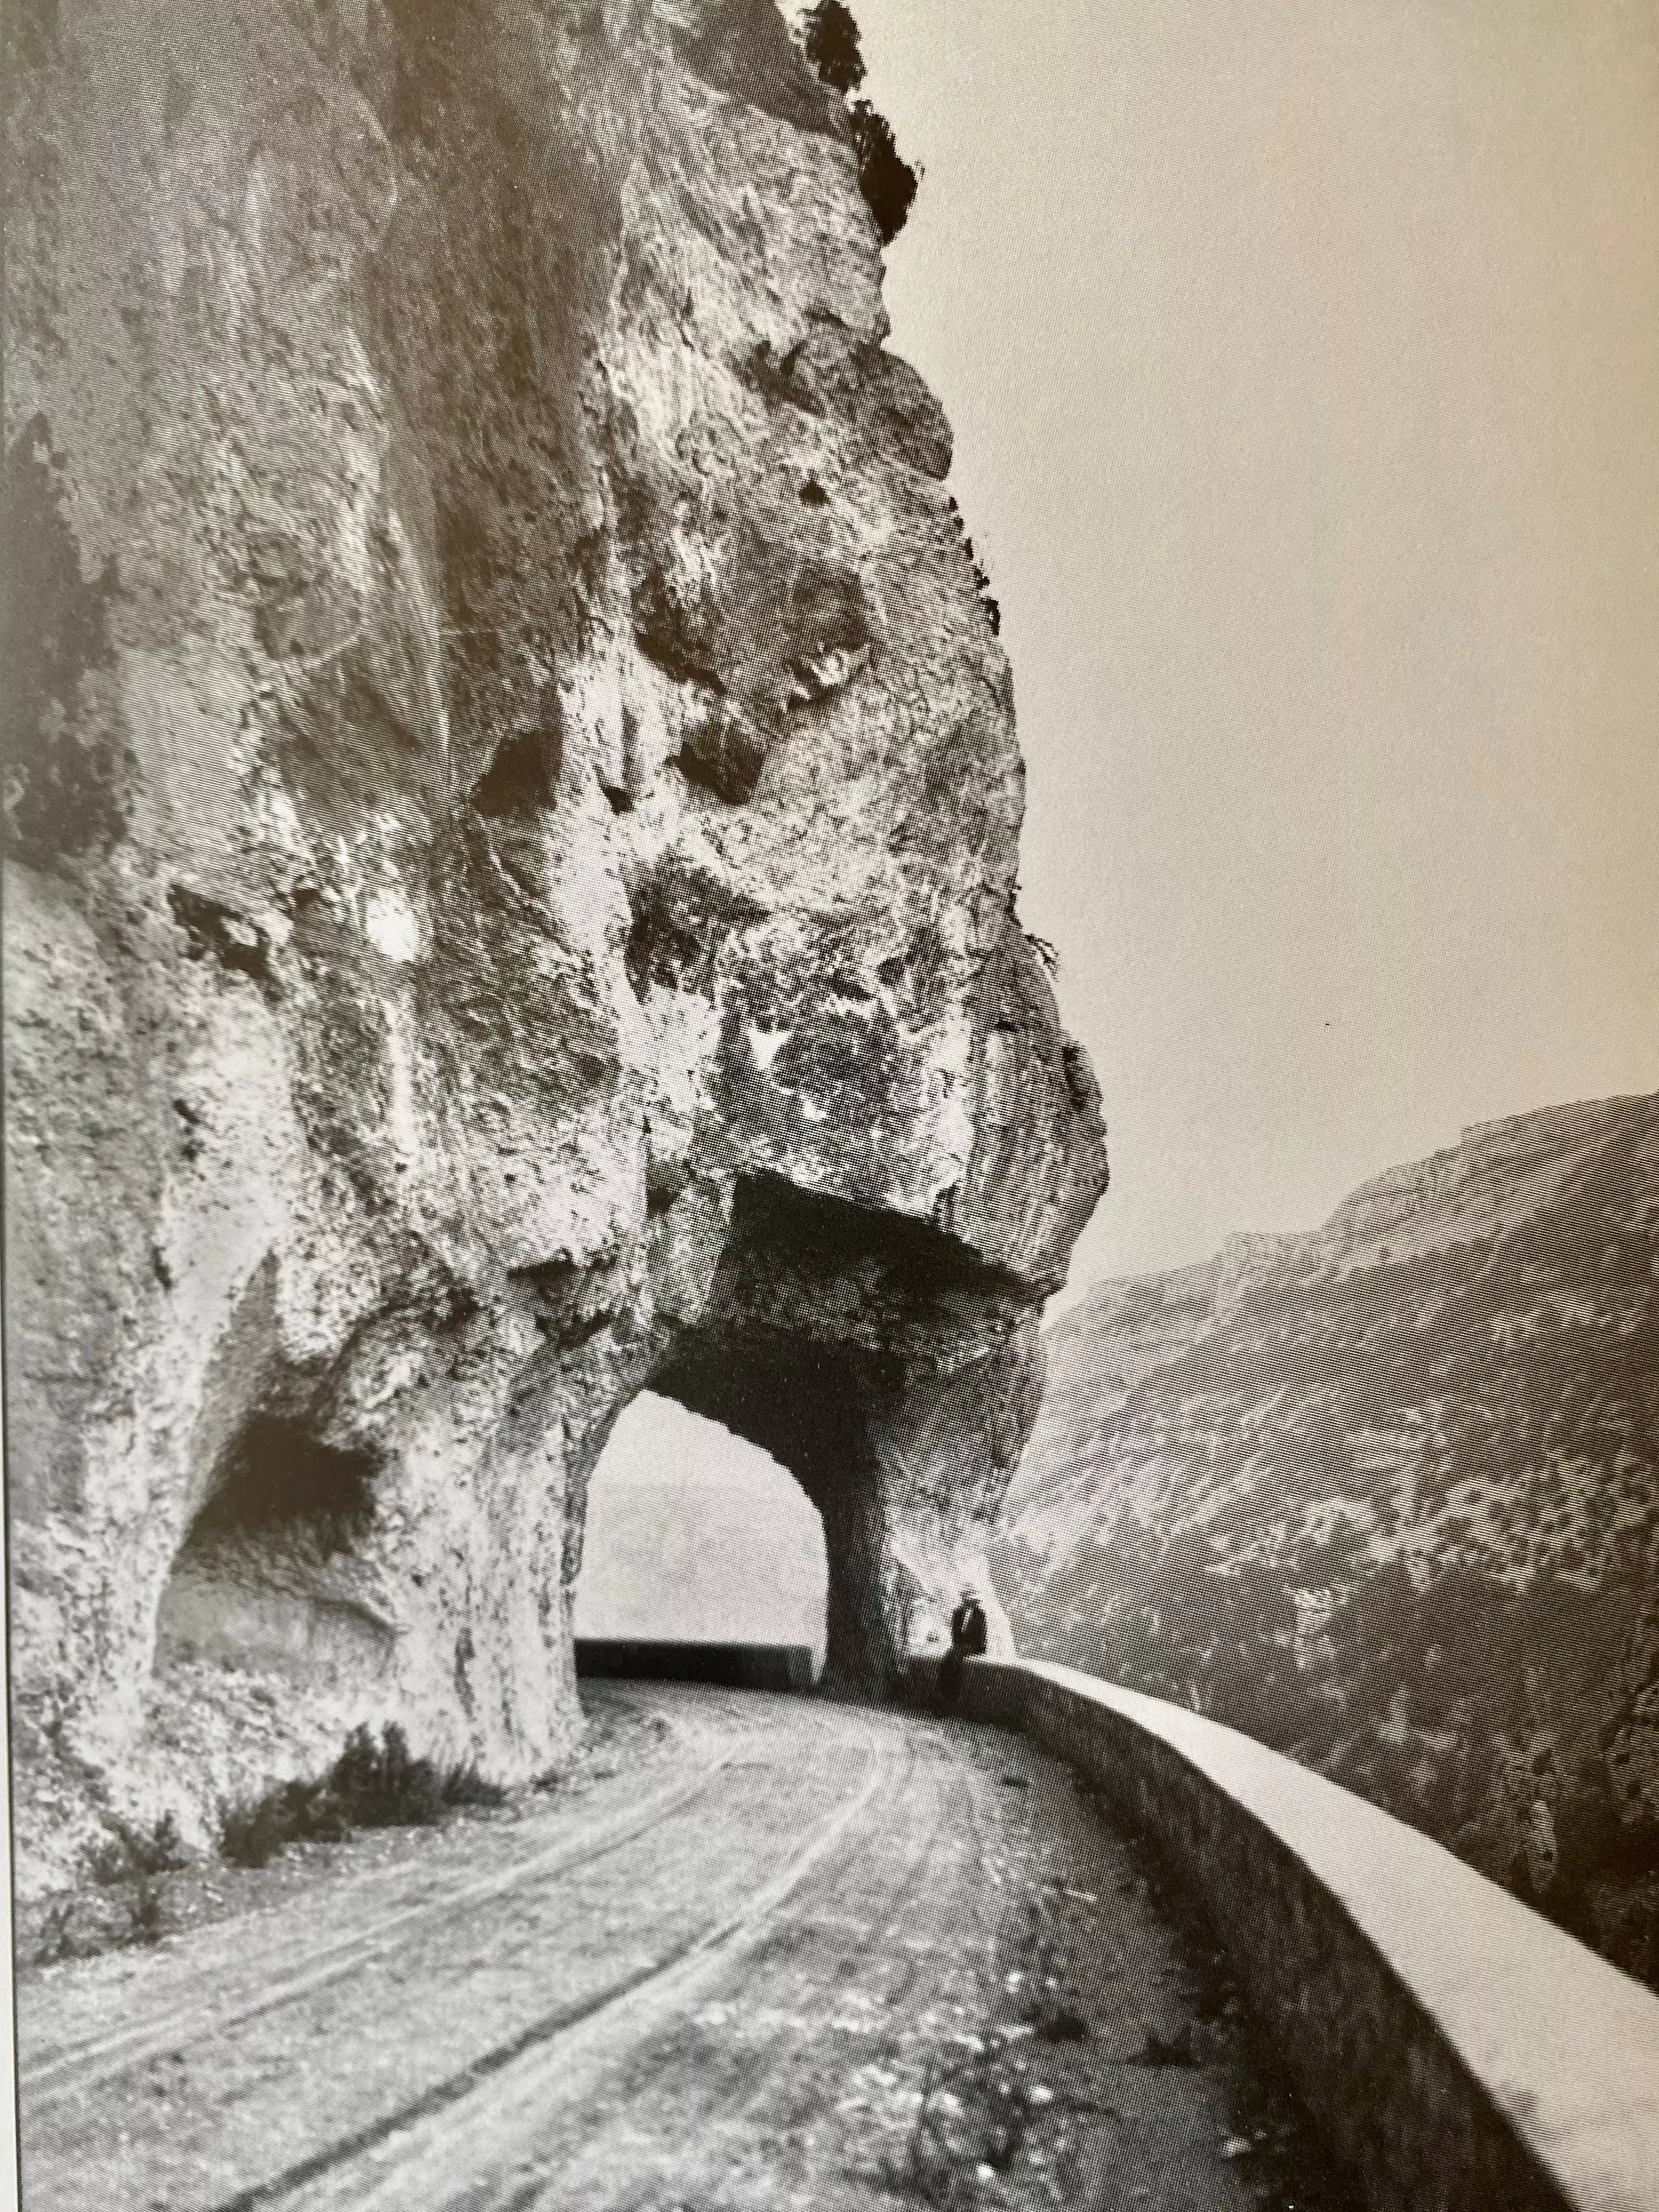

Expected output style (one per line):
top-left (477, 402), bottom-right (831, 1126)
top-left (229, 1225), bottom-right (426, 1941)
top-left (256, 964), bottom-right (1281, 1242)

top-left (937, 1587), bottom-right (988, 1711)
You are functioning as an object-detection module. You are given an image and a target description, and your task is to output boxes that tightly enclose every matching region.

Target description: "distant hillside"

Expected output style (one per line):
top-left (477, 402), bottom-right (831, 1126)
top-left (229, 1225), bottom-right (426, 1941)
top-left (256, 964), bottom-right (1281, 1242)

top-left (995, 1096), bottom-right (1659, 1986)
top-left (575, 1394), bottom-right (827, 1664)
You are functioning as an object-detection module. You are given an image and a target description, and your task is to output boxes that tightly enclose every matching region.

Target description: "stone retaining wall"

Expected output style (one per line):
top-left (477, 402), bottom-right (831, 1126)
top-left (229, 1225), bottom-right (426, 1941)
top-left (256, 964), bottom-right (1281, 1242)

top-left (574, 1640), bottom-right (817, 1692)
top-left (955, 1658), bottom-right (1659, 2212)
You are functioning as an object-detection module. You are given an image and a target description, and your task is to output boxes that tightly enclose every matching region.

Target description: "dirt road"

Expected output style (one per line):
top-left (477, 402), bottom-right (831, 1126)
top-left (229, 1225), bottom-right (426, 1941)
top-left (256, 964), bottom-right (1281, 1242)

top-left (19, 1687), bottom-right (1335, 2210)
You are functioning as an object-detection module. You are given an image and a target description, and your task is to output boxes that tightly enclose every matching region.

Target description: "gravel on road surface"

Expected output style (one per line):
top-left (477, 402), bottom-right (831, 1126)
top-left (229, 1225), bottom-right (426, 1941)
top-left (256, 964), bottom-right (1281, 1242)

top-left (18, 1684), bottom-right (1345, 2211)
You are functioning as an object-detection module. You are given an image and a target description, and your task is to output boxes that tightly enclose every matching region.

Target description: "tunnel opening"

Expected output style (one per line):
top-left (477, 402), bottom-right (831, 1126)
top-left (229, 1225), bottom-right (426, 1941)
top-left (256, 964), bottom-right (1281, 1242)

top-left (646, 1327), bottom-right (908, 1699)
top-left (573, 1391), bottom-right (827, 1688)
top-left (154, 1412), bottom-right (392, 1682)
top-left (641, 1169), bottom-right (1046, 1700)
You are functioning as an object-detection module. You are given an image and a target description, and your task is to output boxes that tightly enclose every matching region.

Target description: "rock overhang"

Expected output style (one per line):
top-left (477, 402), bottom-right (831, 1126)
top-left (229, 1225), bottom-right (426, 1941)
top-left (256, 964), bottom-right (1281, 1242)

top-left (3, 0), bottom-right (1107, 1889)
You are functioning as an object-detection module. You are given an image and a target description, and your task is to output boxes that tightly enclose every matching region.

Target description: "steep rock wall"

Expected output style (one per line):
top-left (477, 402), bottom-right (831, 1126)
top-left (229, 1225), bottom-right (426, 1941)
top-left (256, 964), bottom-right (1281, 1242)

top-left (2, 0), bottom-right (1107, 1892)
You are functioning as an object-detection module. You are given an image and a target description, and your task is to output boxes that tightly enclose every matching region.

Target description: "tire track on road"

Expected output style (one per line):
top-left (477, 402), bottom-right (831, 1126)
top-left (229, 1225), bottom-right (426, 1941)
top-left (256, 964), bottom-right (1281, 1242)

top-left (206, 1709), bottom-right (897, 2212)
top-left (517, 1716), bottom-right (1012, 2212)
top-left (533, 1725), bottom-right (960, 2212)
top-left (517, 1727), bottom-right (936, 2210)
top-left (22, 1702), bottom-right (748, 2106)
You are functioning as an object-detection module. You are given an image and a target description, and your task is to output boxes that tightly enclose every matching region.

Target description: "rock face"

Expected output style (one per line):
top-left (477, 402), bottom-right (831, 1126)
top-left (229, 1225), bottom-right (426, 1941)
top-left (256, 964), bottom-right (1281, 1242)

top-left (3, 0), bottom-right (1107, 1893)
top-left (996, 1096), bottom-right (1659, 1985)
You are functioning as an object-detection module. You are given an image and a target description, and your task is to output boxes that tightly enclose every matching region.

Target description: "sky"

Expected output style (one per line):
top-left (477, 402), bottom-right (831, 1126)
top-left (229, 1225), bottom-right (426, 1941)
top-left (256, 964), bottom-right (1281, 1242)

top-left (849, 0), bottom-right (1659, 1289)
top-left (591, 0), bottom-right (1657, 1545)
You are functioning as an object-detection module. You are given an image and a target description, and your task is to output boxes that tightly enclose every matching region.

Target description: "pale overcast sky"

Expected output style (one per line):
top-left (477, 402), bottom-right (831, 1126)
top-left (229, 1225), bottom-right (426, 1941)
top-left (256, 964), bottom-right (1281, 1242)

top-left (593, 0), bottom-right (1657, 1560)
top-left (852, 0), bottom-right (1659, 1289)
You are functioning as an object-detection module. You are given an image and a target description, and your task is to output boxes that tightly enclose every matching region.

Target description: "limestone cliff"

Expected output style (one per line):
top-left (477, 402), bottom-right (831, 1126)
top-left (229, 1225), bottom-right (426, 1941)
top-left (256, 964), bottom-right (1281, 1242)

top-left (2, 0), bottom-right (1107, 1893)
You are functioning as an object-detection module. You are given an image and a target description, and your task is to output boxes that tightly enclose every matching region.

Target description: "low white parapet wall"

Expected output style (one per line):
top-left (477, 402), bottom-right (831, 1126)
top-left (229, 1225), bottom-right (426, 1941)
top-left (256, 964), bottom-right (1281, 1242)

top-left (954, 1657), bottom-right (1659, 2212)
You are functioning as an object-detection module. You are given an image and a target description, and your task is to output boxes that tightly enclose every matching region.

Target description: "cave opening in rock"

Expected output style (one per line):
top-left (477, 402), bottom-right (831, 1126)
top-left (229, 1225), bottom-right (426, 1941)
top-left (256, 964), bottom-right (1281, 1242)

top-left (574, 1391), bottom-right (828, 1676)
top-left (183, 1415), bottom-right (378, 1557)
top-left (154, 1413), bottom-right (387, 1678)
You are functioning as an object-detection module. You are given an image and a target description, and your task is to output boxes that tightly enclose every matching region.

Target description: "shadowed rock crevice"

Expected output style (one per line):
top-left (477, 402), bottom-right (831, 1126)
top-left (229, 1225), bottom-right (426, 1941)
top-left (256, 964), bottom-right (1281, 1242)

top-left (1, 415), bottom-right (130, 866)
top-left (155, 1412), bottom-right (394, 1686)
top-left (470, 726), bottom-right (563, 819)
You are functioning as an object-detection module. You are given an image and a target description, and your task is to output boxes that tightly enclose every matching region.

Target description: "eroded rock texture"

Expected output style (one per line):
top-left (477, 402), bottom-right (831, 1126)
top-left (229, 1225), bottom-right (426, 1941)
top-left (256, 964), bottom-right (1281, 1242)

top-left (3, 0), bottom-right (1106, 1892)
top-left (997, 1097), bottom-right (1659, 1985)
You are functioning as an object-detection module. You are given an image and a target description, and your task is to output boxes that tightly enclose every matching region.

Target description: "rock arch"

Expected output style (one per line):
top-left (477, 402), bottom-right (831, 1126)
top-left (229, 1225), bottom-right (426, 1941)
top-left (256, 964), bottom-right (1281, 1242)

top-left (650, 1174), bottom-right (1052, 1692)
top-left (572, 1392), bottom-right (829, 1663)
top-left (3, 0), bottom-right (1107, 1892)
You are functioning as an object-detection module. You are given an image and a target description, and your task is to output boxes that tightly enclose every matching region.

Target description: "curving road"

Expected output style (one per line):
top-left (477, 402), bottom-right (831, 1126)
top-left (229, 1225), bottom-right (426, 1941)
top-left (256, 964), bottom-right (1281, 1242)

top-left (19, 1687), bottom-right (1310, 2211)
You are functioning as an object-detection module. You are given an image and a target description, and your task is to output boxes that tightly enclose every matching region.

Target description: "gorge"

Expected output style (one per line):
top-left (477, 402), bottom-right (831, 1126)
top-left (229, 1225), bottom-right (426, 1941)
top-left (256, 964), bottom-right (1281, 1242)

top-left (997, 1096), bottom-right (1659, 1986)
